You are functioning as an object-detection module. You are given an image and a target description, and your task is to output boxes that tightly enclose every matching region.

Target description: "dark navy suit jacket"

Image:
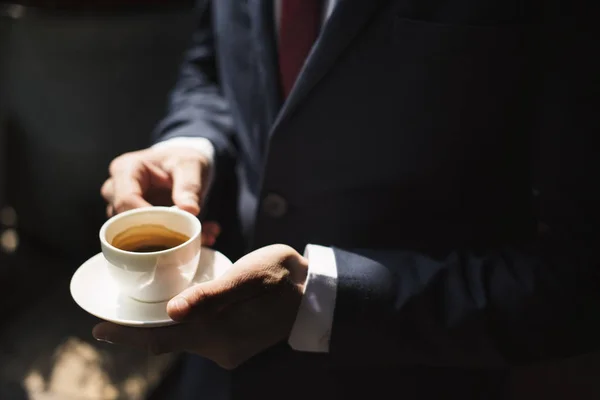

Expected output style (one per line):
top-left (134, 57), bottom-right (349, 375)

top-left (154, 1), bottom-right (599, 398)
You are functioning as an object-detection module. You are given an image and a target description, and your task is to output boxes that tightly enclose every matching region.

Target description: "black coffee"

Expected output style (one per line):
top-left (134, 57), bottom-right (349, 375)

top-left (112, 224), bottom-right (190, 253)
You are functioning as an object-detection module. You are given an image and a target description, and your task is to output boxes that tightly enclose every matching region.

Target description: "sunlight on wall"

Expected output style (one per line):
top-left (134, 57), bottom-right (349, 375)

top-left (0, 229), bottom-right (18, 253)
top-left (19, 336), bottom-right (170, 400)
top-left (0, 206), bottom-right (18, 253)
top-left (24, 337), bottom-right (120, 400)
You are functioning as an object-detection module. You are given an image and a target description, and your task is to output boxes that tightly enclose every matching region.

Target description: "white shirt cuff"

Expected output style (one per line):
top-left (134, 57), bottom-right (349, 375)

top-left (288, 244), bottom-right (338, 353)
top-left (153, 137), bottom-right (216, 164)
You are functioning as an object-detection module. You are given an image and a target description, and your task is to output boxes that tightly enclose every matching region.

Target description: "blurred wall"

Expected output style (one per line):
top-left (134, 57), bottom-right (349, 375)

top-left (0, 11), bottom-right (9, 215)
top-left (0, 4), bottom-right (196, 261)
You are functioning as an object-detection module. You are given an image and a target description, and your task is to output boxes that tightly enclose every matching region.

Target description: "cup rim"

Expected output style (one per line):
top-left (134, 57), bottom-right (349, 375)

top-left (99, 206), bottom-right (202, 257)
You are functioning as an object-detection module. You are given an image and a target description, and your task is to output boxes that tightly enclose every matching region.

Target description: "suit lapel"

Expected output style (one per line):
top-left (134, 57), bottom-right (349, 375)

top-left (271, 0), bottom-right (388, 132)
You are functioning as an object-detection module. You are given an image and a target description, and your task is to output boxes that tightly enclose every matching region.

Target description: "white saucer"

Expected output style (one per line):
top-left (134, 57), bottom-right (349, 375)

top-left (70, 247), bottom-right (233, 328)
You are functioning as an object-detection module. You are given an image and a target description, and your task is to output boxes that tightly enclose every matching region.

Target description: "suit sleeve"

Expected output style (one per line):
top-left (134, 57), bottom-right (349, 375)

top-left (326, 18), bottom-right (600, 368)
top-left (153, 0), bottom-right (236, 158)
top-left (329, 233), bottom-right (600, 368)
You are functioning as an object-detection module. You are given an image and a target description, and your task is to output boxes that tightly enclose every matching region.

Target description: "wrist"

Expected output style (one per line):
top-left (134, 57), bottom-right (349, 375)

top-left (153, 137), bottom-right (216, 165)
top-left (284, 248), bottom-right (309, 293)
top-left (294, 255), bottom-right (310, 292)
top-left (282, 246), bottom-right (308, 295)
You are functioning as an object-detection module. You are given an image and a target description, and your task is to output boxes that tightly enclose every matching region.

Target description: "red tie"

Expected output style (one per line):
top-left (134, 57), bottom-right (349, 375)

top-left (278, 0), bottom-right (323, 99)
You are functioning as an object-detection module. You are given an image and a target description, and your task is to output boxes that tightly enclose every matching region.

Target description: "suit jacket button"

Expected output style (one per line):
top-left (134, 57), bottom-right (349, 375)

top-left (262, 193), bottom-right (288, 218)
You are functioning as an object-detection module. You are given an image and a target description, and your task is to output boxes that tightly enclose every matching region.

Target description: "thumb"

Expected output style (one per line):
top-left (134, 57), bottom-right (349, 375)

top-left (171, 160), bottom-right (205, 216)
top-left (167, 269), bottom-right (263, 322)
top-left (167, 278), bottom-right (235, 322)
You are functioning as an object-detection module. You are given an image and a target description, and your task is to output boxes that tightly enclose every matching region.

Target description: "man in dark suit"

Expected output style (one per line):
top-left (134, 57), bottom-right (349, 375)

top-left (97, 1), bottom-right (599, 399)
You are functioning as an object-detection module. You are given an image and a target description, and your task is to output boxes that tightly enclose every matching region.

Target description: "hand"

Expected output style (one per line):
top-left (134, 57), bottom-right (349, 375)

top-left (199, 221), bottom-right (221, 248)
top-left (101, 146), bottom-right (212, 217)
top-left (93, 244), bottom-right (309, 369)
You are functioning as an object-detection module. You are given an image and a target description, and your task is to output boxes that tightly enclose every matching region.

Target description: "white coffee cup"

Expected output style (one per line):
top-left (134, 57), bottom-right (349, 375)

top-left (99, 206), bottom-right (202, 303)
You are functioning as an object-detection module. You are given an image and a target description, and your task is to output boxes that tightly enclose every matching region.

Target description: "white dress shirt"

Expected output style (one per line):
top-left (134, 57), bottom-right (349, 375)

top-left (154, 0), bottom-right (340, 353)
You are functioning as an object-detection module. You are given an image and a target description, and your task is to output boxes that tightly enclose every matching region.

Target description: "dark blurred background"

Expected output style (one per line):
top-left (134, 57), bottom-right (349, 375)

top-left (1, 0), bottom-right (196, 262)
top-left (0, 2), bottom-right (201, 399)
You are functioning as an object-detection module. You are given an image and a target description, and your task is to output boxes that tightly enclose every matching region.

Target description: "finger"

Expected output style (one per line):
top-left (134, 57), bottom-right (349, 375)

top-left (201, 233), bottom-right (216, 248)
top-left (144, 161), bottom-right (173, 189)
top-left (203, 221), bottom-right (221, 239)
top-left (167, 270), bottom-right (259, 322)
top-left (170, 161), bottom-right (203, 216)
top-left (167, 280), bottom-right (231, 322)
top-left (92, 322), bottom-right (190, 355)
top-left (111, 160), bottom-right (153, 214)
top-left (201, 221), bottom-right (221, 247)
top-left (101, 179), bottom-right (114, 203)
